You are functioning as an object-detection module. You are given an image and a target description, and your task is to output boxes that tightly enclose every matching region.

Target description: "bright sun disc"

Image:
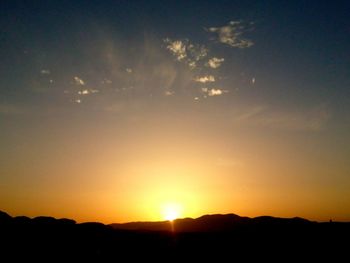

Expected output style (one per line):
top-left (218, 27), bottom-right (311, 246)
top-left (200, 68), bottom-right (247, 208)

top-left (162, 203), bottom-right (182, 221)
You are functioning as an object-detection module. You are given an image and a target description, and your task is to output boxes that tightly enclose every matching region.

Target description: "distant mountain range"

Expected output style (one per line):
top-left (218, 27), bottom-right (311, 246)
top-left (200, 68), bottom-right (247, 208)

top-left (110, 213), bottom-right (312, 232)
top-left (1, 210), bottom-right (315, 233)
top-left (1, 210), bottom-right (314, 232)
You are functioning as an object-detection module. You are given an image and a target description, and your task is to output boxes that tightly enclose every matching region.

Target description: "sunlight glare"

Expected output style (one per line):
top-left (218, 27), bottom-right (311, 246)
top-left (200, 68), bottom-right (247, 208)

top-left (162, 203), bottom-right (182, 221)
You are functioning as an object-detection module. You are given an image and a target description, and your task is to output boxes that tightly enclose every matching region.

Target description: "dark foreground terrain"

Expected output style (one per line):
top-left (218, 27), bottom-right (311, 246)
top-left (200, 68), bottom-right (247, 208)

top-left (1, 210), bottom-right (349, 261)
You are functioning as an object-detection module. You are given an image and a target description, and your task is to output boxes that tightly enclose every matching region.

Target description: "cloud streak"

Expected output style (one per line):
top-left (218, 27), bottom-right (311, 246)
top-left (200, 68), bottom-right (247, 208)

top-left (77, 89), bottom-right (99, 95)
top-left (235, 105), bottom-right (330, 132)
top-left (208, 21), bottom-right (253, 48)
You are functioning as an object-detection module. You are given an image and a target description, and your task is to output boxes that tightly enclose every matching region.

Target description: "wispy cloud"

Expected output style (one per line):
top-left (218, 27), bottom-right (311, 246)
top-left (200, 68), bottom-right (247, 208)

top-left (40, 69), bottom-right (50, 74)
top-left (58, 33), bottom-right (239, 107)
top-left (74, 76), bottom-right (85, 86)
top-left (206, 57), bottom-right (224, 69)
top-left (235, 105), bottom-right (331, 131)
top-left (195, 75), bottom-right (215, 83)
top-left (235, 106), bottom-right (265, 121)
top-left (208, 21), bottom-right (253, 48)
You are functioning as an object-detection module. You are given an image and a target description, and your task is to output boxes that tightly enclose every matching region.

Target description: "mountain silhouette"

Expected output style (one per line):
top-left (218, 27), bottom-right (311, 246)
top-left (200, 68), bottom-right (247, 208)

top-left (110, 213), bottom-right (312, 232)
top-left (1, 210), bottom-right (349, 261)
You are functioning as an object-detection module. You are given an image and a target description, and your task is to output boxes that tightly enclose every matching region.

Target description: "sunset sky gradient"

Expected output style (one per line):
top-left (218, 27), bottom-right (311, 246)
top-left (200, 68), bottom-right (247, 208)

top-left (1, 0), bottom-right (349, 223)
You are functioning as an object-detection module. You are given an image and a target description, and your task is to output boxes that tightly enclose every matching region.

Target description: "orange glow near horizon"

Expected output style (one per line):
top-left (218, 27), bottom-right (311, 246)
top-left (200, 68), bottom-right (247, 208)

top-left (2, 127), bottom-right (350, 224)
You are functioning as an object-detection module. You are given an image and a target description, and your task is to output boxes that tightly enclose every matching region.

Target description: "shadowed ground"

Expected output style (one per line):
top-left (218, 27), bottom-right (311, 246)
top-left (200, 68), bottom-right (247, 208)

top-left (1, 210), bottom-right (349, 261)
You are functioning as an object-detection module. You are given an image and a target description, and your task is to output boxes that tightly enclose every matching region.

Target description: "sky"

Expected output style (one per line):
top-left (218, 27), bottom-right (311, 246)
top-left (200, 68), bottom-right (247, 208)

top-left (1, 0), bottom-right (349, 223)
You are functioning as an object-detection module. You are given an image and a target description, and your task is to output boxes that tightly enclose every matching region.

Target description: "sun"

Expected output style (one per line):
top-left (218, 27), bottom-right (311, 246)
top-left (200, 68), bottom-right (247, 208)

top-left (162, 203), bottom-right (183, 221)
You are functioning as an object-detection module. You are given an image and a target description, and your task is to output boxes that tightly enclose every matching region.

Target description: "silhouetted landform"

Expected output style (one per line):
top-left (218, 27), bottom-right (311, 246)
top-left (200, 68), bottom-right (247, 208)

top-left (1, 210), bottom-right (349, 261)
top-left (111, 213), bottom-right (312, 232)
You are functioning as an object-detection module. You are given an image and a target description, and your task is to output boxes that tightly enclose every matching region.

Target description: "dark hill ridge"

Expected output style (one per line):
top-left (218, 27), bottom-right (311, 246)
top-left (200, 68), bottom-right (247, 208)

top-left (1, 210), bottom-right (349, 261)
top-left (110, 213), bottom-right (312, 232)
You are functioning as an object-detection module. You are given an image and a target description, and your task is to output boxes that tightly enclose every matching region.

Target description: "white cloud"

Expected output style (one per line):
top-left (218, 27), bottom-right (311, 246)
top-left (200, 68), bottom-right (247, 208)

top-left (78, 90), bottom-right (89, 95)
top-left (164, 39), bottom-right (187, 61)
top-left (206, 57), bottom-right (224, 68)
top-left (78, 89), bottom-right (99, 95)
top-left (40, 69), bottom-right (50, 74)
top-left (208, 21), bottom-right (253, 48)
top-left (164, 38), bottom-right (208, 69)
top-left (200, 87), bottom-right (227, 96)
top-left (74, 76), bottom-right (85, 86)
top-left (195, 75), bottom-right (215, 83)
top-left (208, 88), bottom-right (224, 96)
